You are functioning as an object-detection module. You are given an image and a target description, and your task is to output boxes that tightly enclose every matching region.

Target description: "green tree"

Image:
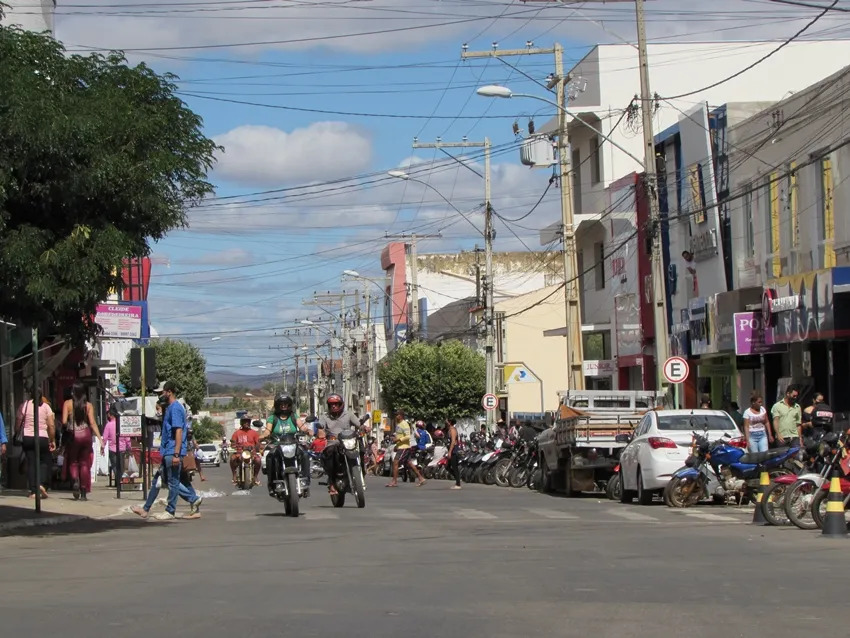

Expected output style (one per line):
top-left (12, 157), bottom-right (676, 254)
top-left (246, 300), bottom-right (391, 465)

top-left (378, 340), bottom-right (485, 422)
top-left (192, 415), bottom-right (224, 444)
top-left (119, 339), bottom-right (207, 412)
top-left (0, 24), bottom-right (218, 342)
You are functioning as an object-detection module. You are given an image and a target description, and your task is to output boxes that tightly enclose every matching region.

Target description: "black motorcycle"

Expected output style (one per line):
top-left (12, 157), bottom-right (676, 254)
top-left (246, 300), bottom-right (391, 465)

top-left (269, 433), bottom-right (309, 517)
top-left (328, 427), bottom-right (367, 508)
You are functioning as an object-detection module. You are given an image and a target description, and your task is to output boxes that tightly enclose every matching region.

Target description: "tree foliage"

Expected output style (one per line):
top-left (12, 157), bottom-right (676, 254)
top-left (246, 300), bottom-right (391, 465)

top-left (0, 25), bottom-right (219, 342)
top-left (378, 340), bottom-right (485, 422)
top-left (119, 339), bottom-right (207, 412)
top-left (193, 415), bottom-right (224, 445)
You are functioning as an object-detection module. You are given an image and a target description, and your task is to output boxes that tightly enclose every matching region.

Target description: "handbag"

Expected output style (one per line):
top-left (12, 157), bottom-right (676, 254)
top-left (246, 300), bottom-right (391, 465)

top-left (12, 402), bottom-right (27, 446)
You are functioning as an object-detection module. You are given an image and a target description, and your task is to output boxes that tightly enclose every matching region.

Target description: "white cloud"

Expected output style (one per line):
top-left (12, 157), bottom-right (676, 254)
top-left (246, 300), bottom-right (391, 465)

top-left (213, 121), bottom-right (373, 187)
top-left (184, 247), bottom-right (257, 267)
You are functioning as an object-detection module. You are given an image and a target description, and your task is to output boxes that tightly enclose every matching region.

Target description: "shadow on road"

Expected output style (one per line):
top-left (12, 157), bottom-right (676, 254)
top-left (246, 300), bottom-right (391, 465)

top-left (0, 505), bottom-right (150, 538)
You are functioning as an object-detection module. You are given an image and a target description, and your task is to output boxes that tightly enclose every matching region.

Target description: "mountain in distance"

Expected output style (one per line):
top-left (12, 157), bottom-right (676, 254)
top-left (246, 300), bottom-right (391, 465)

top-left (206, 366), bottom-right (319, 390)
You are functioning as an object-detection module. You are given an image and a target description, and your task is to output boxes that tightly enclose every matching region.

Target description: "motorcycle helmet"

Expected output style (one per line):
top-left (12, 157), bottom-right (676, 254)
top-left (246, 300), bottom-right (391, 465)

top-left (415, 420), bottom-right (425, 429)
top-left (274, 394), bottom-right (294, 414)
top-left (326, 393), bottom-right (344, 418)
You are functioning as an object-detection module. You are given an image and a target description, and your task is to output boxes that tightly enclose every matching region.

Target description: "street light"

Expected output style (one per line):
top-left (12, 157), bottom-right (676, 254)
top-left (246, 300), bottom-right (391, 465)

top-left (475, 85), bottom-right (645, 167)
top-left (343, 269), bottom-right (360, 277)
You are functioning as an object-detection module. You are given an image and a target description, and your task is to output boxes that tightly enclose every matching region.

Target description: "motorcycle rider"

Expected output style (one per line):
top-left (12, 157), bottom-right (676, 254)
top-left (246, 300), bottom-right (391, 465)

top-left (317, 394), bottom-right (362, 496)
top-left (261, 394), bottom-right (312, 497)
top-left (230, 416), bottom-right (261, 485)
top-left (804, 392), bottom-right (834, 433)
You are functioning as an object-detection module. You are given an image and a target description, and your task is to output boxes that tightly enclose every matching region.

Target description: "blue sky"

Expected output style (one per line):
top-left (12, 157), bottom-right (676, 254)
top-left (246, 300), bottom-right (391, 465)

top-left (34, 0), bottom-right (846, 377)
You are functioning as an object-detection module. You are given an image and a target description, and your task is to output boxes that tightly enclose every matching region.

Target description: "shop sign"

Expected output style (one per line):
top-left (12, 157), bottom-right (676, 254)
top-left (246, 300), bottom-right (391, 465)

top-left (689, 229), bottom-right (718, 261)
top-left (689, 296), bottom-right (716, 356)
top-left (714, 287), bottom-right (763, 352)
top-left (615, 293), bottom-right (642, 358)
top-left (734, 311), bottom-right (785, 356)
top-left (584, 360), bottom-right (616, 377)
top-left (764, 267), bottom-right (850, 344)
top-left (697, 361), bottom-right (735, 377)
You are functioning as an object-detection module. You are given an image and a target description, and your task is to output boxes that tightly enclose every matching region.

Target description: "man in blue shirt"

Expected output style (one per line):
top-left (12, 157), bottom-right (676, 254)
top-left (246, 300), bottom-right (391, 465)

top-left (0, 412), bottom-right (7, 487)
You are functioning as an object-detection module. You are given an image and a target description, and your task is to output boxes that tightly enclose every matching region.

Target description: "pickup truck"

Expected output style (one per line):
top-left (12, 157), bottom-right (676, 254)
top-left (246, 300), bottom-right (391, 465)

top-left (536, 390), bottom-right (663, 495)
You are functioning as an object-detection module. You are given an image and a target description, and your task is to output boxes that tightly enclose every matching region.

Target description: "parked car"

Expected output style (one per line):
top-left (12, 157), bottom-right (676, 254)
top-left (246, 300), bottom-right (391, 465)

top-left (617, 409), bottom-right (743, 505)
top-left (195, 443), bottom-right (221, 467)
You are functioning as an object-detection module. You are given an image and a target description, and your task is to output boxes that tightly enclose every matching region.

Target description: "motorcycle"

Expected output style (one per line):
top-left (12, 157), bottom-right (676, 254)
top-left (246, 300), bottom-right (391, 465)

top-left (269, 433), bottom-right (308, 517)
top-left (236, 448), bottom-right (256, 491)
top-left (328, 427), bottom-right (367, 508)
top-left (664, 431), bottom-right (799, 508)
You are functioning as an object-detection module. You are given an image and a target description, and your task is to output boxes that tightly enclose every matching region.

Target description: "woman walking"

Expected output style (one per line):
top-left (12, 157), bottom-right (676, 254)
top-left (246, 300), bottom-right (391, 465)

top-left (15, 392), bottom-right (56, 499)
top-left (743, 390), bottom-right (773, 453)
top-left (101, 404), bottom-right (131, 485)
top-left (61, 383), bottom-right (103, 501)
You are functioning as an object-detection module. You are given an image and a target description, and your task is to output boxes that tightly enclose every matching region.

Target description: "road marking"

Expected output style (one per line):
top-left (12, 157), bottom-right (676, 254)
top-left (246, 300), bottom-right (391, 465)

top-left (526, 509), bottom-right (579, 520)
top-left (303, 510), bottom-right (339, 520)
top-left (455, 509), bottom-right (498, 520)
top-left (606, 509), bottom-right (659, 522)
top-left (225, 512), bottom-right (256, 522)
top-left (678, 511), bottom-right (740, 523)
top-left (378, 508), bottom-right (419, 520)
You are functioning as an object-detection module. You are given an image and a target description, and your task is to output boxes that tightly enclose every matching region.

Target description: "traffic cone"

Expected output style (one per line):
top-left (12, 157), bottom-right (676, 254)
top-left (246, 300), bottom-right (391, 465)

top-left (821, 474), bottom-right (848, 538)
top-left (751, 471), bottom-right (770, 525)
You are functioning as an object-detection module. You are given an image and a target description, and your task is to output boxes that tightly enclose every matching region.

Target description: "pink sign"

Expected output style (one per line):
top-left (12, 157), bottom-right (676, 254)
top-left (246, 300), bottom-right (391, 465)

top-left (96, 304), bottom-right (143, 339)
top-left (733, 311), bottom-right (783, 356)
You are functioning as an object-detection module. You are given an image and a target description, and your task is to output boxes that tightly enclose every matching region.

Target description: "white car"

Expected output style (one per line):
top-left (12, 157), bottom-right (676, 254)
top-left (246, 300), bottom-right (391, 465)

top-left (195, 444), bottom-right (220, 467)
top-left (618, 409), bottom-right (742, 505)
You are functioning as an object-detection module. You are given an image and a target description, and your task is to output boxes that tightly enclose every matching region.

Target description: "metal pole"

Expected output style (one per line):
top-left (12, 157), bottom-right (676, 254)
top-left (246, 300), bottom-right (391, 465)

top-left (483, 138), bottom-right (496, 432)
top-left (635, 0), bottom-right (671, 393)
top-left (115, 411), bottom-right (122, 499)
top-left (140, 347), bottom-right (148, 501)
top-left (31, 328), bottom-right (41, 513)
top-left (341, 295), bottom-right (350, 407)
top-left (409, 240), bottom-right (420, 341)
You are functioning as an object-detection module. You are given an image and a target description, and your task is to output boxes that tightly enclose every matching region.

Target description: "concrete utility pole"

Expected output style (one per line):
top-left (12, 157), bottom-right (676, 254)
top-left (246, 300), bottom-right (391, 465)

top-left (634, 0), bottom-right (671, 393)
top-left (384, 233), bottom-right (441, 342)
top-left (462, 43), bottom-right (586, 392)
top-left (410, 138), bottom-right (495, 428)
top-left (303, 291), bottom-right (359, 408)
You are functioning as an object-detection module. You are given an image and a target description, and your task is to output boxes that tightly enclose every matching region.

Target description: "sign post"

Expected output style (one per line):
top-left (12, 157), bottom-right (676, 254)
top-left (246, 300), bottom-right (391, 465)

top-left (481, 393), bottom-right (498, 412)
top-left (663, 356), bottom-right (689, 410)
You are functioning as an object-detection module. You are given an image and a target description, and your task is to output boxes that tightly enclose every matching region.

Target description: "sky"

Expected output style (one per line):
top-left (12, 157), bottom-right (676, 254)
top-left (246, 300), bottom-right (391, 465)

top-left (17, 0), bottom-right (849, 378)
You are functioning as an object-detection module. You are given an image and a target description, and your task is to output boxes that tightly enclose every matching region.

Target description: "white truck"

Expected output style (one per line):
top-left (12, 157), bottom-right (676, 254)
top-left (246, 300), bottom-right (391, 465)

top-left (537, 390), bottom-right (663, 496)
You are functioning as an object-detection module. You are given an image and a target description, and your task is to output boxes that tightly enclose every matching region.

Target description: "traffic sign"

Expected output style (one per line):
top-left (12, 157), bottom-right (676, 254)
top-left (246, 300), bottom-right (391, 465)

top-left (481, 393), bottom-right (498, 411)
top-left (663, 356), bottom-right (690, 384)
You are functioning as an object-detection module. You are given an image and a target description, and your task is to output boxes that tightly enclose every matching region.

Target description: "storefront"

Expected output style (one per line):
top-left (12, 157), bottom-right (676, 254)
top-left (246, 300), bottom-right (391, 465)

top-left (583, 360), bottom-right (616, 390)
top-left (762, 267), bottom-right (850, 409)
top-left (615, 293), bottom-right (654, 390)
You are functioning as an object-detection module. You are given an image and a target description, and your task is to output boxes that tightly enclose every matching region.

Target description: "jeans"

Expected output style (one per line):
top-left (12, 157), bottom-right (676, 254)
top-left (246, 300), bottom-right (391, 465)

top-left (22, 436), bottom-right (50, 495)
top-left (67, 428), bottom-right (93, 494)
top-left (448, 451), bottom-right (461, 486)
top-left (748, 431), bottom-right (768, 453)
top-left (143, 458), bottom-right (197, 514)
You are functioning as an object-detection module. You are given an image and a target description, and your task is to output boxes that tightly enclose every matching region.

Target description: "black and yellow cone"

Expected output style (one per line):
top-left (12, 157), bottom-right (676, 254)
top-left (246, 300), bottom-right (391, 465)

top-left (821, 474), bottom-right (848, 538)
top-left (751, 471), bottom-right (770, 525)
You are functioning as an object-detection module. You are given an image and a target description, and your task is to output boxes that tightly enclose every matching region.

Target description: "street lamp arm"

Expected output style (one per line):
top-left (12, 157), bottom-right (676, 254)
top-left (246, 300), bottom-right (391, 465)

top-left (400, 176), bottom-right (483, 237)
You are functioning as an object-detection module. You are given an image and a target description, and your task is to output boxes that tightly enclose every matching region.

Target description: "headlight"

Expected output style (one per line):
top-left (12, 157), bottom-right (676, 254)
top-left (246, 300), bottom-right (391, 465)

top-left (342, 438), bottom-right (357, 451)
top-left (241, 450), bottom-right (251, 460)
top-left (281, 444), bottom-right (297, 458)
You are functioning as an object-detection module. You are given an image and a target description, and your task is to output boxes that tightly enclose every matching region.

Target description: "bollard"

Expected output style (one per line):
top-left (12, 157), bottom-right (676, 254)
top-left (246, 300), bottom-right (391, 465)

top-left (821, 473), bottom-right (848, 538)
top-left (751, 471), bottom-right (770, 525)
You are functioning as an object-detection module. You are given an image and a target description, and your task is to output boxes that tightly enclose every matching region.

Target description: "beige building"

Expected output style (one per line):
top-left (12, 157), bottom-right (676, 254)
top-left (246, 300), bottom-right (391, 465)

top-left (491, 285), bottom-right (568, 414)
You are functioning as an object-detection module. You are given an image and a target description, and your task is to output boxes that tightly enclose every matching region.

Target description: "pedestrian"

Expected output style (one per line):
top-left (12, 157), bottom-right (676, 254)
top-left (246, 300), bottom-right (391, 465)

top-left (727, 401), bottom-right (744, 430)
top-left (743, 391), bottom-right (772, 453)
top-left (771, 385), bottom-right (802, 449)
top-left (131, 382), bottom-right (201, 520)
top-left (446, 417), bottom-right (461, 490)
top-left (101, 404), bottom-right (132, 486)
top-left (0, 411), bottom-right (7, 489)
top-left (14, 391), bottom-right (55, 499)
top-left (699, 394), bottom-right (712, 409)
top-left (386, 409), bottom-right (425, 487)
top-left (61, 382), bottom-right (103, 501)
top-left (519, 420), bottom-right (537, 443)
top-left (184, 426), bottom-right (205, 482)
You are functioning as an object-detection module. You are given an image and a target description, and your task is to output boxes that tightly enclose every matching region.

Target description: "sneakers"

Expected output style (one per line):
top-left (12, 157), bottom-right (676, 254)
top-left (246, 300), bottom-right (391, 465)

top-left (153, 511), bottom-right (176, 521)
top-left (190, 496), bottom-right (203, 516)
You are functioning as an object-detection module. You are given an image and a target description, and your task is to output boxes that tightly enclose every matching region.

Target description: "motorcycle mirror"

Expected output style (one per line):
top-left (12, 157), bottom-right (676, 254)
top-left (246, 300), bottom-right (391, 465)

top-left (251, 420), bottom-right (263, 429)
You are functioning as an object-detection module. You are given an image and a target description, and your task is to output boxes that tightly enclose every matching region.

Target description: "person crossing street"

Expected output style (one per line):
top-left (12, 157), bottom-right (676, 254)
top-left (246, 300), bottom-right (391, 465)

top-left (386, 410), bottom-right (425, 488)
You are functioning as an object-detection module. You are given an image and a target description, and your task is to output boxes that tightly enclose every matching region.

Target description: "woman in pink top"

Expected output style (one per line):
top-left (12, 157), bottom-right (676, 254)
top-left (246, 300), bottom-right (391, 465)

top-left (101, 404), bottom-right (131, 483)
top-left (61, 382), bottom-right (103, 501)
top-left (14, 394), bottom-right (56, 498)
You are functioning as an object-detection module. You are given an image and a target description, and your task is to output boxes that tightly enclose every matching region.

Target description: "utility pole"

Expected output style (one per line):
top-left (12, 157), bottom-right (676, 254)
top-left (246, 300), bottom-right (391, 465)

top-left (303, 291), bottom-right (359, 408)
top-left (293, 350), bottom-right (300, 411)
top-left (635, 0), bottom-right (670, 394)
top-left (410, 138), bottom-right (495, 428)
top-left (462, 43), bottom-right (585, 393)
top-left (363, 289), bottom-right (374, 413)
top-left (384, 233), bottom-right (441, 342)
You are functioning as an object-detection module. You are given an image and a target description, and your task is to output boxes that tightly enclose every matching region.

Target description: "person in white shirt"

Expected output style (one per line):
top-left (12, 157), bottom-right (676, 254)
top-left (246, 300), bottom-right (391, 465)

top-left (743, 390), bottom-right (773, 453)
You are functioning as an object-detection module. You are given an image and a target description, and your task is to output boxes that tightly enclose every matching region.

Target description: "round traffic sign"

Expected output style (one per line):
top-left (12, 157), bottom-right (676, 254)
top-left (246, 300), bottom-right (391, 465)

top-left (663, 356), bottom-right (690, 384)
top-left (481, 393), bottom-right (498, 411)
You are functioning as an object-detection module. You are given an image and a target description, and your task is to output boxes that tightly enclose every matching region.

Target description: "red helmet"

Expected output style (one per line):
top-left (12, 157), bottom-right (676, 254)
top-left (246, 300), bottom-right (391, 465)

top-left (415, 420), bottom-right (425, 429)
top-left (326, 394), bottom-right (344, 417)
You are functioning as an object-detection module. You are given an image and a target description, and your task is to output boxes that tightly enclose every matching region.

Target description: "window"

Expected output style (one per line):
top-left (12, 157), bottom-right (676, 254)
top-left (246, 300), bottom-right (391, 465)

top-left (577, 249), bottom-right (585, 321)
top-left (764, 175), bottom-right (774, 255)
top-left (572, 148), bottom-right (582, 214)
top-left (594, 241), bottom-right (605, 291)
top-left (590, 135), bottom-right (601, 185)
top-left (817, 154), bottom-right (835, 267)
top-left (743, 187), bottom-right (754, 258)
top-left (656, 414), bottom-right (736, 431)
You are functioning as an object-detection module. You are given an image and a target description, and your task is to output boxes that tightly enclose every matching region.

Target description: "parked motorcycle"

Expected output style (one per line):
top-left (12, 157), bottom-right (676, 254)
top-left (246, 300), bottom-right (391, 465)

top-left (664, 431), bottom-right (799, 508)
top-left (328, 428), bottom-right (367, 508)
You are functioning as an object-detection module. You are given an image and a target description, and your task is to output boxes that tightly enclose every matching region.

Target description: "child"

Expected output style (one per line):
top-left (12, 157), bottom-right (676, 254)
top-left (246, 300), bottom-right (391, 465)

top-left (310, 426), bottom-right (328, 454)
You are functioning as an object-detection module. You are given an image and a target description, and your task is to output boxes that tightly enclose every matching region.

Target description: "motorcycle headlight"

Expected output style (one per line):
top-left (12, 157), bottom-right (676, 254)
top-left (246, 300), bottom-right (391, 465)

top-left (241, 450), bottom-right (251, 460)
top-left (342, 438), bottom-right (357, 451)
top-left (281, 444), bottom-right (297, 458)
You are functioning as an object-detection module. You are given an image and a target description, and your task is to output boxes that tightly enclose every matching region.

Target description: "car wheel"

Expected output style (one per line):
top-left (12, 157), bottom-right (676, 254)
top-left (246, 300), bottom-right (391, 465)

top-left (619, 466), bottom-right (635, 503)
top-left (637, 468), bottom-right (653, 506)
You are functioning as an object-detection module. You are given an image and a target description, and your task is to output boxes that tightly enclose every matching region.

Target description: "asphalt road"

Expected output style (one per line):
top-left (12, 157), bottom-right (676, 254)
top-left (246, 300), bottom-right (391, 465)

top-left (0, 466), bottom-right (846, 638)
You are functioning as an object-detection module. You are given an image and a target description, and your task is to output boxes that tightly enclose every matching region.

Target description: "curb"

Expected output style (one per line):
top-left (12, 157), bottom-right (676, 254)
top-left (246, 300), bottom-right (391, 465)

top-left (0, 513), bottom-right (90, 533)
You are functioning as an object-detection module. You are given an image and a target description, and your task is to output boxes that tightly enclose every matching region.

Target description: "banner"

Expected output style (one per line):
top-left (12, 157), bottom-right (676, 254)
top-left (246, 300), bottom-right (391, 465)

top-left (95, 304), bottom-right (143, 339)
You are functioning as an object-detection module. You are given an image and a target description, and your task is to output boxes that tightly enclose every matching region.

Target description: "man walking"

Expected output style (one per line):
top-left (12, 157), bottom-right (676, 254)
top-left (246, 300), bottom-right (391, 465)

top-left (386, 410), bottom-right (425, 488)
top-left (771, 385), bottom-right (803, 449)
top-left (446, 418), bottom-right (461, 490)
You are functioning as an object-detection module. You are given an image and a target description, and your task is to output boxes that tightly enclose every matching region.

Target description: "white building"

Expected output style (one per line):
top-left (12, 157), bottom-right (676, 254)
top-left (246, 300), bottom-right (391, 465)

top-left (2, 0), bottom-right (56, 34)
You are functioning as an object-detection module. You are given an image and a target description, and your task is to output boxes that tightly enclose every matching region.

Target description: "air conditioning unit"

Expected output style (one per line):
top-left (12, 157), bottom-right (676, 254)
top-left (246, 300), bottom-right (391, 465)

top-left (520, 135), bottom-right (556, 168)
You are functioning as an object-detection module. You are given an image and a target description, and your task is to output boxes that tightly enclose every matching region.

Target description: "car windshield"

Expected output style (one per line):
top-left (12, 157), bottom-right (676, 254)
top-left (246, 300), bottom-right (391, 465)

top-left (199, 445), bottom-right (216, 452)
top-left (657, 414), bottom-right (736, 432)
